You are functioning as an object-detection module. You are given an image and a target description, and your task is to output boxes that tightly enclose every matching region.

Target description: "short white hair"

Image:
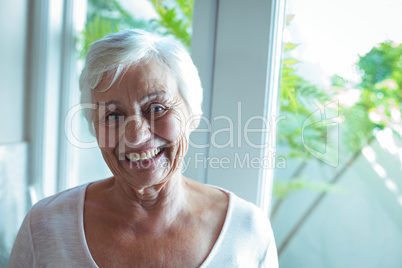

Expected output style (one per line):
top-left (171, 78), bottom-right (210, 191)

top-left (79, 29), bottom-right (203, 135)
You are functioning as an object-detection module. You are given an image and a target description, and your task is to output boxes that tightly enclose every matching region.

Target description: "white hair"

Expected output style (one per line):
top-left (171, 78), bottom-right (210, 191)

top-left (79, 29), bottom-right (203, 135)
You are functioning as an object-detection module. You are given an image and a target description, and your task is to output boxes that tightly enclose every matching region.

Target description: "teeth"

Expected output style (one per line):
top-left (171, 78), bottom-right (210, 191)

top-left (126, 148), bottom-right (162, 162)
top-left (132, 153), bottom-right (140, 161)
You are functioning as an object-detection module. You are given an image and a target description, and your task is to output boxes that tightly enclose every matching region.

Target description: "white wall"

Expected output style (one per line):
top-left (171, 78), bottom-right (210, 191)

top-left (0, 0), bottom-right (27, 143)
top-left (0, 0), bottom-right (28, 263)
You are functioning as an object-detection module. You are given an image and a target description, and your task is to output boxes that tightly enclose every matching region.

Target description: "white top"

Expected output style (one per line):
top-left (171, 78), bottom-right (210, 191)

top-left (8, 183), bottom-right (278, 268)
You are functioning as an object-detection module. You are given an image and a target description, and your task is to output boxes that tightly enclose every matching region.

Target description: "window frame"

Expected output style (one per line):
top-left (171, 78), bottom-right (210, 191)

top-left (27, 0), bottom-right (65, 199)
top-left (190, 0), bottom-right (286, 213)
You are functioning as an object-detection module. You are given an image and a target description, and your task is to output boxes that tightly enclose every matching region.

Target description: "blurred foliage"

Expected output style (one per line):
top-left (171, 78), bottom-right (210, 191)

top-left (79, 0), bottom-right (193, 59)
top-left (273, 41), bottom-right (402, 250)
top-left (272, 17), bottom-right (340, 200)
top-left (331, 74), bottom-right (347, 87)
top-left (337, 42), bottom-right (402, 150)
top-left (273, 27), bottom-right (402, 200)
top-left (80, 0), bottom-right (149, 58)
top-left (150, 0), bottom-right (193, 48)
top-left (359, 42), bottom-right (402, 89)
top-left (277, 15), bottom-right (335, 161)
top-left (278, 41), bottom-right (333, 160)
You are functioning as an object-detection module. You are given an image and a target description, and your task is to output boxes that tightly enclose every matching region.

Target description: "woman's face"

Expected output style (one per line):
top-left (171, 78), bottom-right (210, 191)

top-left (92, 60), bottom-right (190, 188)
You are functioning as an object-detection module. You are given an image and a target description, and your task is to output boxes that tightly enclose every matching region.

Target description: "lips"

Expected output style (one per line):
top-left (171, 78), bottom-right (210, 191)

top-left (125, 147), bottom-right (163, 162)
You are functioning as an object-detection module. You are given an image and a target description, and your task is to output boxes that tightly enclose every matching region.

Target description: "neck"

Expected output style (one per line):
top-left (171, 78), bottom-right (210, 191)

top-left (109, 172), bottom-right (188, 234)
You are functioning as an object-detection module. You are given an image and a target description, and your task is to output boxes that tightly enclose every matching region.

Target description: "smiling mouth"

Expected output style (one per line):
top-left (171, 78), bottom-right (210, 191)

top-left (125, 147), bottom-right (164, 162)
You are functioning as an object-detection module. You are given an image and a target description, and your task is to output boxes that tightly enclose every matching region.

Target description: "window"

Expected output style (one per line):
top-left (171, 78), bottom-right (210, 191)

top-left (272, 0), bottom-right (402, 267)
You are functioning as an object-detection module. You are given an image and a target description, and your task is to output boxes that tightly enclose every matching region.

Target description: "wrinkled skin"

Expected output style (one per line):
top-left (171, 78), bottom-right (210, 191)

top-left (92, 59), bottom-right (190, 199)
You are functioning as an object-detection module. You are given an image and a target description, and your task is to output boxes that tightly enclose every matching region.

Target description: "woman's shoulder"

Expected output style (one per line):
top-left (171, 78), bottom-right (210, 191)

top-left (208, 185), bottom-right (273, 242)
top-left (200, 185), bottom-right (276, 267)
top-left (33, 183), bottom-right (88, 208)
top-left (234, 195), bottom-right (272, 237)
top-left (201, 183), bottom-right (270, 225)
top-left (9, 183), bottom-right (95, 267)
top-left (184, 178), bottom-right (229, 207)
top-left (206, 184), bottom-right (266, 217)
top-left (28, 183), bottom-right (89, 223)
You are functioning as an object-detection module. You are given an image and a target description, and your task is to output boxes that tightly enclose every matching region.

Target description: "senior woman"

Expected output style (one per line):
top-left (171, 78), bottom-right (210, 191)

top-left (8, 29), bottom-right (277, 268)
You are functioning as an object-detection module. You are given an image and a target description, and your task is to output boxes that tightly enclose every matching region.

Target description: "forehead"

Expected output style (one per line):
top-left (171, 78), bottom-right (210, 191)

top-left (92, 59), bottom-right (178, 102)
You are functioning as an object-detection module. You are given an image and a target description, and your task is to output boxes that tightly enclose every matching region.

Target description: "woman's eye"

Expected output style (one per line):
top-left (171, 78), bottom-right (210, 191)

top-left (150, 104), bottom-right (166, 113)
top-left (105, 113), bottom-right (122, 121)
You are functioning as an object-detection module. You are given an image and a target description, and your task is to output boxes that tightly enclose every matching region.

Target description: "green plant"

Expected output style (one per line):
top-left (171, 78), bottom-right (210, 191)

top-left (149, 0), bottom-right (193, 49)
top-left (276, 41), bottom-right (402, 256)
top-left (278, 42), bottom-right (333, 159)
top-left (79, 0), bottom-right (151, 58)
top-left (79, 0), bottom-right (193, 59)
top-left (270, 17), bottom-right (340, 221)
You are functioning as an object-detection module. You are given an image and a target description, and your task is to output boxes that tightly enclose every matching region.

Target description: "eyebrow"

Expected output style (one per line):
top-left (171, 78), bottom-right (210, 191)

top-left (139, 90), bottom-right (168, 102)
top-left (96, 101), bottom-right (122, 107)
top-left (95, 91), bottom-right (168, 108)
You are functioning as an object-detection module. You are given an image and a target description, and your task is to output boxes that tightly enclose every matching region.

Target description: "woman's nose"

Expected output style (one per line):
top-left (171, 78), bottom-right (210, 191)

top-left (121, 115), bottom-right (152, 147)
